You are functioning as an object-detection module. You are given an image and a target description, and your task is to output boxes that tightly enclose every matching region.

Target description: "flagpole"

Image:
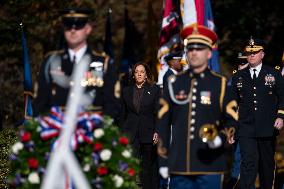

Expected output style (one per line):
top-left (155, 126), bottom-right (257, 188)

top-left (20, 22), bottom-right (33, 120)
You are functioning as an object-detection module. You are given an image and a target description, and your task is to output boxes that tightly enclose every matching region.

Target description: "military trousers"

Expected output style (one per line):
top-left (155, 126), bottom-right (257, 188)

top-left (169, 174), bottom-right (223, 189)
top-left (239, 136), bottom-right (276, 189)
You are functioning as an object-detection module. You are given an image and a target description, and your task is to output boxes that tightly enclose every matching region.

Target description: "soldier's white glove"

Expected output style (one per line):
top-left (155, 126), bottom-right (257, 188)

top-left (159, 167), bottom-right (169, 179)
top-left (208, 135), bottom-right (222, 149)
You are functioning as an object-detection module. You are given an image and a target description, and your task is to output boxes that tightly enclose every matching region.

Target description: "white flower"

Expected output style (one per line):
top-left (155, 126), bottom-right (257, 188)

top-left (28, 172), bottom-right (40, 184)
top-left (113, 174), bottom-right (124, 187)
top-left (12, 142), bottom-right (24, 155)
top-left (100, 149), bottom-right (112, 161)
top-left (122, 150), bottom-right (131, 158)
top-left (36, 126), bottom-right (42, 132)
top-left (83, 164), bottom-right (91, 172)
top-left (93, 128), bottom-right (104, 138)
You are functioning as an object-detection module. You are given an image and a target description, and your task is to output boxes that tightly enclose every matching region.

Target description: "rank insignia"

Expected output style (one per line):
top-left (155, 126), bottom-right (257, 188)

top-left (200, 91), bottom-right (211, 105)
top-left (237, 77), bottom-right (243, 89)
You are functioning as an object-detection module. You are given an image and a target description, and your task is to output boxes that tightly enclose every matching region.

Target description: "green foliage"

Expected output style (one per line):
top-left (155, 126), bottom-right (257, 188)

top-left (0, 128), bottom-right (18, 189)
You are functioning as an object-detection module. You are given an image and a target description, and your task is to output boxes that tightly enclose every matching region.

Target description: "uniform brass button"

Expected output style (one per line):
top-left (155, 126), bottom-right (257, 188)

top-left (253, 87), bottom-right (256, 89)
top-left (192, 88), bottom-right (197, 93)
top-left (192, 95), bottom-right (197, 100)
top-left (191, 119), bottom-right (195, 124)
top-left (255, 107), bottom-right (257, 110)
top-left (254, 94), bottom-right (256, 96)
top-left (192, 103), bottom-right (196, 108)
top-left (190, 135), bottom-right (195, 139)
top-left (192, 111), bottom-right (196, 116)
top-left (254, 101), bottom-right (257, 103)
top-left (194, 81), bottom-right (198, 86)
top-left (52, 89), bottom-right (56, 96)
top-left (190, 127), bottom-right (195, 132)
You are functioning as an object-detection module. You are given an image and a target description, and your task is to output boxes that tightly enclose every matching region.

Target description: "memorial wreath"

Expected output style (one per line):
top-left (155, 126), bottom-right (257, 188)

top-left (8, 107), bottom-right (139, 189)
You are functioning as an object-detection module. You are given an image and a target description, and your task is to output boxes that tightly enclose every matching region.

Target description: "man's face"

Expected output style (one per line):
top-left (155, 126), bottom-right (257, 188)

top-left (246, 50), bottom-right (264, 67)
top-left (64, 23), bottom-right (92, 49)
top-left (169, 59), bottom-right (183, 72)
top-left (187, 48), bottom-right (212, 69)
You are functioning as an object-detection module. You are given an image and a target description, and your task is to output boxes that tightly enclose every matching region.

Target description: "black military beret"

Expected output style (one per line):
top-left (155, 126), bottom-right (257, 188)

top-left (164, 51), bottom-right (183, 63)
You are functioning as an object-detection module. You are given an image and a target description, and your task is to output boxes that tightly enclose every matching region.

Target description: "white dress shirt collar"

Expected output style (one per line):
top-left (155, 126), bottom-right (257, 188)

top-left (170, 68), bottom-right (178, 75)
top-left (68, 45), bottom-right (87, 64)
top-left (249, 63), bottom-right (262, 78)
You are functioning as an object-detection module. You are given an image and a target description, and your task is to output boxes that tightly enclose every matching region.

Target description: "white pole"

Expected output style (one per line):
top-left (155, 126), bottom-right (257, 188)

top-left (41, 54), bottom-right (92, 189)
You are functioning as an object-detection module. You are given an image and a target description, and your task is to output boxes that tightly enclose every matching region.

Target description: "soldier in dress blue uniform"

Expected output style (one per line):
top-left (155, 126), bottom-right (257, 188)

top-left (34, 8), bottom-right (119, 118)
top-left (162, 51), bottom-right (183, 90)
top-left (157, 24), bottom-right (238, 189)
top-left (229, 37), bottom-right (284, 189)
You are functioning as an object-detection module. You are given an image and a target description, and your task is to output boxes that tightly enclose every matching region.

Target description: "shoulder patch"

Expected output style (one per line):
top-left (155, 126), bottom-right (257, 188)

top-left (275, 66), bottom-right (281, 70)
top-left (44, 50), bottom-right (64, 58)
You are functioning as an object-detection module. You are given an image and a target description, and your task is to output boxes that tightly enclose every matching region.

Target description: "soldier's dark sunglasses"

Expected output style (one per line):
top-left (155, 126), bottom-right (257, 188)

top-left (64, 22), bottom-right (87, 30)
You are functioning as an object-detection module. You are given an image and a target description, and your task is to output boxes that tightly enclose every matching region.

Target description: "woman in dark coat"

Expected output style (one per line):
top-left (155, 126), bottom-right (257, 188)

top-left (120, 62), bottom-right (159, 189)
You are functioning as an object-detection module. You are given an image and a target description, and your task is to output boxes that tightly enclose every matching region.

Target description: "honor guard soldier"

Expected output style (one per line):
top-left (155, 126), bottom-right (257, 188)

top-left (157, 24), bottom-right (237, 189)
top-left (160, 51), bottom-right (183, 189)
top-left (229, 37), bottom-right (284, 189)
top-left (34, 8), bottom-right (119, 118)
top-left (162, 51), bottom-right (183, 90)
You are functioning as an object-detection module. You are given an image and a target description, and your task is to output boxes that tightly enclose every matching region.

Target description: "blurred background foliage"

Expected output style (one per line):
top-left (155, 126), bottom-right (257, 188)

top-left (0, 0), bottom-right (283, 127)
top-left (0, 0), bottom-right (283, 188)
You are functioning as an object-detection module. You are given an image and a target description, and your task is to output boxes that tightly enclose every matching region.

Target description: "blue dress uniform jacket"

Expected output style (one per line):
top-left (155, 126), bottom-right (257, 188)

top-left (163, 69), bottom-right (174, 89)
top-left (157, 68), bottom-right (237, 175)
top-left (34, 46), bottom-right (118, 117)
top-left (231, 64), bottom-right (284, 137)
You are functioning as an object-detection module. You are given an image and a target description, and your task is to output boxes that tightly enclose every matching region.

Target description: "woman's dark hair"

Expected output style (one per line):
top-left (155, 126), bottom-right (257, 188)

top-left (130, 62), bottom-right (155, 85)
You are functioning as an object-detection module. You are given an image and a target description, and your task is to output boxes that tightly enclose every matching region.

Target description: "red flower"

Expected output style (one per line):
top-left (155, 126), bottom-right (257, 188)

top-left (28, 158), bottom-right (39, 169)
top-left (127, 168), bottom-right (135, 177)
top-left (119, 137), bottom-right (129, 145)
top-left (93, 143), bottom-right (103, 151)
top-left (21, 132), bottom-right (31, 142)
top-left (97, 167), bottom-right (108, 176)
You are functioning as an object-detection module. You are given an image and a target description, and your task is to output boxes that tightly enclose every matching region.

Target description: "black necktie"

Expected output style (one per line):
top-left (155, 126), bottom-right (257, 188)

top-left (253, 69), bottom-right (257, 80)
top-left (72, 55), bottom-right (76, 64)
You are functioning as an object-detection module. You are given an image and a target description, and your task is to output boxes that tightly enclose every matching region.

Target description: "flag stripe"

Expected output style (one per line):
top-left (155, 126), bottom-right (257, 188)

top-left (181, 0), bottom-right (197, 26)
top-left (195, 0), bottom-right (205, 25)
top-left (181, 0), bottom-right (220, 73)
